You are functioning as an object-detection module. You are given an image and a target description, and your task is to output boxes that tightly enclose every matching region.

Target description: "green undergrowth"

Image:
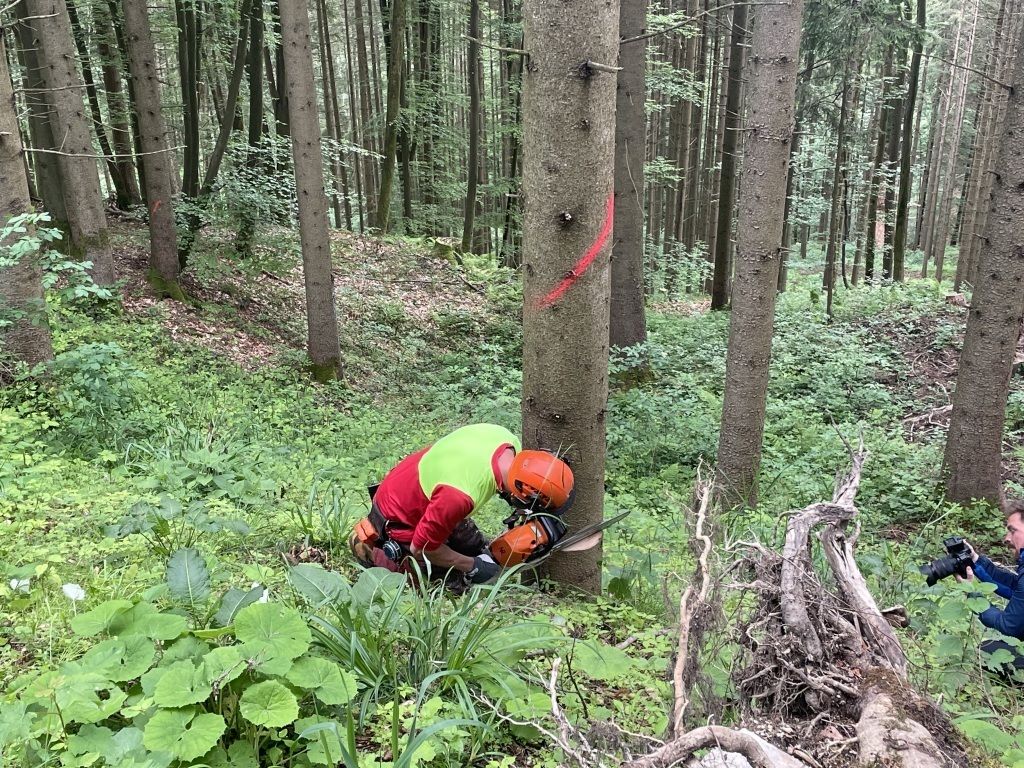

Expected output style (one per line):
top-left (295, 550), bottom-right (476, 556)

top-left (1, 228), bottom-right (1020, 765)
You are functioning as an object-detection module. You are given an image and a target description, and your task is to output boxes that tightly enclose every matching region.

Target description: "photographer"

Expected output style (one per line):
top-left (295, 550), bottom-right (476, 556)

top-left (958, 499), bottom-right (1024, 670)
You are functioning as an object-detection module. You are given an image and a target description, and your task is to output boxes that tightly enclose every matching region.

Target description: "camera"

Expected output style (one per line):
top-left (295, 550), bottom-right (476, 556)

top-left (919, 535), bottom-right (973, 586)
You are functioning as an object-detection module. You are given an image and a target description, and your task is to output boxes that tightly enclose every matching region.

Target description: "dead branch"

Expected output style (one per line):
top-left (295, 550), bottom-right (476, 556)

top-left (673, 467), bottom-right (715, 734)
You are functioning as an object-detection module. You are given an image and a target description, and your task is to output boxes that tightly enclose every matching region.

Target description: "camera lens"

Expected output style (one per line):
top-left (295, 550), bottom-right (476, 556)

top-left (919, 555), bottom-right (958, 587)
top-left (382, 539), bottom-right (403, 562)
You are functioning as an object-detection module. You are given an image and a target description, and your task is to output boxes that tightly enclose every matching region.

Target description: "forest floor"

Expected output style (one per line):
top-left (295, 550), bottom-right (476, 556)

top-left (2, 222), bottom-right (1022, 766)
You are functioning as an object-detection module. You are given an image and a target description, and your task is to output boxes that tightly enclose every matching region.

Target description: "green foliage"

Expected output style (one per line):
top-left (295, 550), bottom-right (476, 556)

top-left (106, 496), bottom-right (250, 558)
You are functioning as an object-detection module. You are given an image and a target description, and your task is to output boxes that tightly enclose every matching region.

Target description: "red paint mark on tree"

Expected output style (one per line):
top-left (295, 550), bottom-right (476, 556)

top-left (535, 195), bottom-right (614, 310)
top-left (151, 199), bottom-right (163, 215)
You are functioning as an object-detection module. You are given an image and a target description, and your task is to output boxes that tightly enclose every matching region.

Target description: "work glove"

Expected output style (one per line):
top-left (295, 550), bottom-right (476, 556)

top-left (467, 553), bottom-right (500, 584)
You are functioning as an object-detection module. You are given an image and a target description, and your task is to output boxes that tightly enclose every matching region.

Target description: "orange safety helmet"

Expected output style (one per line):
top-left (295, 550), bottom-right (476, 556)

top-left (506, 450), bottom-right (574, 510)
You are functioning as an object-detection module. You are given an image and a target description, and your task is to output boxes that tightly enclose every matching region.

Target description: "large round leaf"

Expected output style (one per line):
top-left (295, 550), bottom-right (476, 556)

top-left (288, 564), bottom-right (350, 607)
top-left (108, 602), bottom-right (188, 641)
top-left (234, 603), bottom-right (311, 669)
top-left (143, 708), bottom-right (226, 762)
top-left (285, 656), bottom-right (357, 706)
top-left (153, 660), bottom-right (212, 707)
top-left (166, 548), bottom-right (211, 604)
top-left (239, 680), bottom-right (299, 728)
top-left (70, 600), bottom-right (133, 637)
top-left (54, 670), bottom-right (128, 724)
top-left (82, 636), bottom-right (156, 682)
top-left (203, 645), bottom-right (247, 689)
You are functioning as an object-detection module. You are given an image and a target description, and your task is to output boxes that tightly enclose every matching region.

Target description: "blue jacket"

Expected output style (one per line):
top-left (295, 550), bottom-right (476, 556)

top-left (973, 549), bottom-right (1024, 639)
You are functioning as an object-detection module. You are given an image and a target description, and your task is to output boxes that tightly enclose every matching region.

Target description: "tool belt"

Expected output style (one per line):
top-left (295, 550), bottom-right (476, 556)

top-left (352, 504), bottom-right (410, 562)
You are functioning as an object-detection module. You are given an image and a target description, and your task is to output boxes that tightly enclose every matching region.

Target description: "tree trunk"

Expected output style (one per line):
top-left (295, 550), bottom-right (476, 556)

top-left (95, 1), bottom-right (141, 208)
top-left (66, 0), bottom-right (129, 210)
top-left (521, 0), bottom-right (618, 592)
top-left (342, 0), bottom-right (365, 231)
top-left (0, 31), bottom-right (53, 373)
top-left (26, 0), bottom-right (114, 286)
top-left (824, 69), bottom-right (851, 320)
top-left (175, 0), bottom-right (201, 201)
top-left (122, 0), bottom-right (182, 299)
top-left (279, 0), bottom-right (343, 381)
top-left (715, 0), bottom-right (805, 508)
top-left (271, 0), bottom-right (290, 139)
top-left (375, 0), bottom-right (406, 232)
top-left (460, 0), bottom-right (481, 251)
top-left (610, 0), bottom-right (648, 350)
top-left (892, 0), bottom-right (926, 283)
top-left (236, 0), bottom-right (265, 258)
top-left (354, 0), bottom-right (377, 222)
top-left (863, 52), bottom-right (893, 283)
top-left (710, 0), bottom-right (747, 310)
top-left (11, 1), bottom-right (67, 231)
top-left (943, 13), bottom-right (1024, 504)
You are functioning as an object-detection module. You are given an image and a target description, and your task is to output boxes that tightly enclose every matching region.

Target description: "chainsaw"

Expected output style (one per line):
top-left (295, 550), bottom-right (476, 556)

top-left (489, 509), bottom-right (631, 570)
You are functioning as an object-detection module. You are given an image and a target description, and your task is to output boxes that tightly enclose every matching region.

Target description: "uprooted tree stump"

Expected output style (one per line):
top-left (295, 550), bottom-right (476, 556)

top-left (546, 449), bottom-right (972, 768)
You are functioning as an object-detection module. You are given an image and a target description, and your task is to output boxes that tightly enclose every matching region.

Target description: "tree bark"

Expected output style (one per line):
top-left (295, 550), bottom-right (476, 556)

top-left (715, 0), bottom-right (805, 508)
top-left (11, 0), bottom-right (67, 231)
top-left (610, 0), bottom-right (648, 350)
top-left (460, 0), bottom-right (481, 250)
top-left (863, 52), bottom-right (893, 282)
top-left (0, 31), bottom-right (53, 373)
top-left (95, 1), bottom-right (141, 208)
top-left (892, 0), bottom-right (926, 282)
top-left (521, 0), bottom-right (618, 592)
top-left (943, 14), bottom-right (1024, 505)
top-left (279, 0), bottom-right (343, 381)
top-left (26, 0), bottom-right (114, 286)
top-left (375, 0), bottom-right (406, 232)
top-left (710, 0), bottom-right (747, 310)
top-left (825, 68), bottom-right (851, 320)
top-left (122, 0), bottom-right (182, 299)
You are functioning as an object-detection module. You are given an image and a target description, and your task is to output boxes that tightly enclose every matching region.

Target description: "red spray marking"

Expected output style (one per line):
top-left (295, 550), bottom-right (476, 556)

top-left (535, 194), bottom-right (614, 310)
top-left (150, 199), bottom-right (163, 215)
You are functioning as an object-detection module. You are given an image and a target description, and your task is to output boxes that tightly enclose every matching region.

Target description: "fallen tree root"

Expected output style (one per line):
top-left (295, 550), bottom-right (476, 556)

top-left (857, 688), bottom-right (951, 767)
top-left (623, 725), bottom-right (805, 768)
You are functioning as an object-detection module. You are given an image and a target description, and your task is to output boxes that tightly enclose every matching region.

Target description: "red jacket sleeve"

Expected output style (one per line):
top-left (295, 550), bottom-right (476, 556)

top-left (411, 484), bottom-right (474, 550)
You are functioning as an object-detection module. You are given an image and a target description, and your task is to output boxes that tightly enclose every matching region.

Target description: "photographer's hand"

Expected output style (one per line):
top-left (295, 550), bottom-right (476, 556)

top-left (963, 540), bottom-right (979, 563)
top-left (956, 566), bottom-right (975, 583)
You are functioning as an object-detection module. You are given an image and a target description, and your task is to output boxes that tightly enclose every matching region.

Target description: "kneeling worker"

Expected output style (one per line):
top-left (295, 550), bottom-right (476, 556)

top-left (349, 423), bottom-right (574, 586)
top-left (958, 499), bottom-right (1024, 672)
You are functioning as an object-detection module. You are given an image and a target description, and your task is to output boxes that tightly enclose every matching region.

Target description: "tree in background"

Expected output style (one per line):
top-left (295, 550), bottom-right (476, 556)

top-left (0, 30), bottom-right (52, 374)
top-left (122, 0), bottom-right (183, 299)
top-left (520, 0), bottom-right (619, 593)
top-left (715, 0), bottom-right (806, 508)
top-left (25, 0), bottom-right (114, 286)
top-left (279, 0), bottom-right (343, 381)
top-left (942, 13), bottom-right (1024, 505)
top-left (610, 0), bottom-right (648, 353)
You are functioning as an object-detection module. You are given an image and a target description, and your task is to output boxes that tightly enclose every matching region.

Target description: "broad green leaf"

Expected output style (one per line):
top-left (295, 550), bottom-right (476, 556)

top-left (201, 741), bottom-right (259, 768)
top-left (933, 633), bottom-right (966, 660)
top-left (143, 708), bottom-right (226, 762)
top-left (288, 564), bottom-right (350, 607)
top-left (296, 717), bottom-right (351, 767)
top-left (571, 641), bottom-right (636, 682)
top-left (0, 700), bottom-right (33, 746)
top-left (239, 680), bottom-right (299, 727)
top-left (983, 648), bottom-right (1016, 668)
top-left (966, 596), bottom-right (991, 613)
top-left (70, 599), bottom-right (133, 637)
top-left (81, 636), bottom-right (156, 682)
top-left (352, 568), bottom-right (406, 607)
top-left (234, 603), bottom-right (311, 668)
top-left (140, 667), bottom-right (169, 696)
top-left (109, 602), bottom-right (187, 641)
top-left (159, 636), bottom-right (210, 667)
top-left (937, 600), bottom-right (971, 623)
top-left (153, 660), bottom-right (212, 707)
top-left (203, 645), bottom-right (247, 688)
top-left (54, 671), bottom-right (127, 724)
top-left (66, 724), bottom-right (115, 761)
top-left (955, 718), bottom-right (1016, 751)
top-left (285, 656), bottom-right (357, 705)
top-left (166, 548), bottom-right (211, 604)
top-left (214, 585), bottom-right (264, 627)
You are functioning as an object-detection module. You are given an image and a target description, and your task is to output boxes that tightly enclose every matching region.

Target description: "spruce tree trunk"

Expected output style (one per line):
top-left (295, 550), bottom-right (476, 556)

top-left (0, 31), bottom-right (53, 373)
top-left (943, 15), bottom-right (1024, 504)
top-left (279, 0), bottom-right (342, 381)
top-left (235, 0), bottom-right (265, 258)
top-left (715, 0), bottom-right (805, 508)
top-left (342, 0), bottom-right (365, 231)
top-left (710, 0), bottom-right (747, 310)
top-left (95, 2), bottom-right (141, 208)
top-left (461, 0), bottom-right (481, 251)
top-left (824, 70), bottom-right (851, 320)
top-left (610, 0), bottom-right (648, 350)
top-left (122, 0), bottom-right (182, 299)
top-left (26, 0), bottom-right (114, 286)
top-left (11, 1), bottom-right (67, 231)
top-left (892, 0), bottom-right (925, 283)
top-left (375, 0), bottom-right (405, 232)
top-left (354, 0), bottom-right (377, 221)
top-left (521, 0), bottom-right (619, 592)
top-left (863, 52), bottom-right (892, 283)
